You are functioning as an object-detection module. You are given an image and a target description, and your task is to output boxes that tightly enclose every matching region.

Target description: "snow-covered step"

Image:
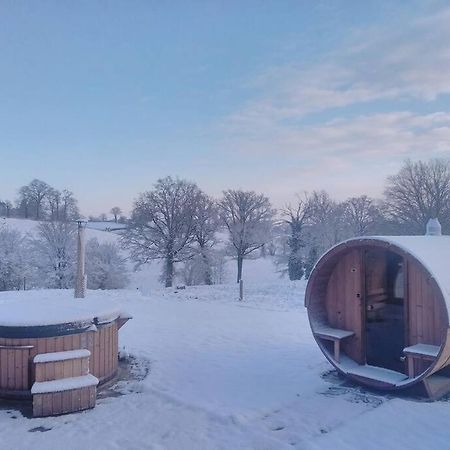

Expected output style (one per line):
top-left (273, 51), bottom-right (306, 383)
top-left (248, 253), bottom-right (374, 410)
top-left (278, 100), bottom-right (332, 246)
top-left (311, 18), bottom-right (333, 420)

top-left (32, 374), bottom-right (99, 394)
top-left (347, 364), bottom-right (408, 386)
top-left (34, 349), bottom-right (91, 382)
top-left (32, 374), bottom-right (98, 417)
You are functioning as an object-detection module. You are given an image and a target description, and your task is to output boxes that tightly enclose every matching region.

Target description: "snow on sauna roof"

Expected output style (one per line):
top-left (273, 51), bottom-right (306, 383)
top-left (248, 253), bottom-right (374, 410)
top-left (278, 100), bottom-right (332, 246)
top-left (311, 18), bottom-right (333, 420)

top-left (344, 235), bottom-right (450, 310)
top-left (0, 289), bottom-right (125, 327)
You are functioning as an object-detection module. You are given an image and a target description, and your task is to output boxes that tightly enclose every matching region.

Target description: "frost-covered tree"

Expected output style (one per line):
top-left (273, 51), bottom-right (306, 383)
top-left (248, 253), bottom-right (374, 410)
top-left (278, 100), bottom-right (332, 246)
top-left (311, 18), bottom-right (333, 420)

top-left (218, 190), bottom-right (274, 283)
top-left (32, 221), bottom-right (76, 288)
top-left (384, 159), bottom-right (450, 234)
top-left (181, 249), bottom-right (227, 286)
top-left (306, 191), bottom-right (345, 252)
top-left (0, 226), bottom-right (30, 291)
top-left (0, 200), bottom-right (12, 218)
top-left (110, 207), bottom-right (122, 223)
top-left (281, 195), bottom-right (312, 280)
top-left (190, 193), bottom-right (220, 285)
top-left (304, 246), bottom-right (319, 280)
top-left (122, 176), bottom-right (200, 287)
top-left (86, 238), bottom-right (129, 289)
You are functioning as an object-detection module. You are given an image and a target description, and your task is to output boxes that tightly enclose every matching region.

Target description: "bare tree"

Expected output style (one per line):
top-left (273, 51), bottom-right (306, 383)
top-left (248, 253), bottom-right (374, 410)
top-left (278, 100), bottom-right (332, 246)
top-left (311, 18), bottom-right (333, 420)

top-left (110, 206), bottom-right (122, 223)
top-left (19, 179), bottom-right (51, 220)
top-left (384, 159), bottom-right (450, 234)
top-left (16, 186), bottom-right (32, 219)
top-left (47, 188), bottom-right (61, 221)
top-left (218, 190), bottom-right (274, 283)
top-left (342, 195), bottom-right (380, 236)
top-left (122, 176), bottom-right (200, 287)
top-left (282, 194), bottom-right (311, 280)
top-left (61, 190), bottom-right (79, 221)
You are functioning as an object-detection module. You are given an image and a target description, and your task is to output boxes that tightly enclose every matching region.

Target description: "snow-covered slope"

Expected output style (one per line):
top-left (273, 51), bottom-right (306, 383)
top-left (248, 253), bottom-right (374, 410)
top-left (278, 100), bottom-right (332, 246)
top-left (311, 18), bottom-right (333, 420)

top-left (0, 218), bottom-right (118, 244)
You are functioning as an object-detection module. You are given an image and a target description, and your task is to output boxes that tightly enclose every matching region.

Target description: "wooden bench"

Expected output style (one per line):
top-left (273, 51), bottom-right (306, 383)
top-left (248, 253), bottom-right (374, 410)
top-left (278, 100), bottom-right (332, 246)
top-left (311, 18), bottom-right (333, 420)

top-left (403, 344), bottom-right (440, 378)
top-left (32, 349), bottom-right (98, 417)
top-left (314, 326), bottom-right (355, 363)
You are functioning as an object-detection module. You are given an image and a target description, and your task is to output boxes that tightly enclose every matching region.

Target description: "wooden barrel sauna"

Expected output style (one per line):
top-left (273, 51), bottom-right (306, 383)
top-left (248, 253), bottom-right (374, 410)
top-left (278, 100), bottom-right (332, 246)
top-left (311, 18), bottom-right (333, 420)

top-left (305, 235), bottom-right (450, 399)
top-left (0, 292), bottom-right (130, 399)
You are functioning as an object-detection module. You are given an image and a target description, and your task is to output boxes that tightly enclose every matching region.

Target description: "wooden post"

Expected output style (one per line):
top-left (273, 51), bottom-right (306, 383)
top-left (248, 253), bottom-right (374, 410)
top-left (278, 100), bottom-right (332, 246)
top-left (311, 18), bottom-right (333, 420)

top-left (407, 355), bottom-right (414, 378)
top-left (239, 279), bottom-right (244, 301)
top-left (334, 340), bottom-right (340, 363)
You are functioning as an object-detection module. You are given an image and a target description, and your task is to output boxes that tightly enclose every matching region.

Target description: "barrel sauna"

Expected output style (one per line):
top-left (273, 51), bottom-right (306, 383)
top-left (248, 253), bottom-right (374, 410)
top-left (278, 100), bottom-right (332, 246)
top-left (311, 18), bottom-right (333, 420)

top-left (305, 234), bottom-right (450, 399)
top-left (0, 292), bottom-right (130, 400)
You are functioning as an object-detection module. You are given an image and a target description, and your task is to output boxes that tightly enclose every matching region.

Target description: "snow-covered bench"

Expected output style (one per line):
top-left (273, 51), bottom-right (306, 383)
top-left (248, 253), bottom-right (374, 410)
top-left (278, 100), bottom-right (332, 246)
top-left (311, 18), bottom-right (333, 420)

top-left (314, 326), bottom-right (355, 363)
top-left (403, 344), bottom-right (440, 378)
top-left (32, 349), bottom-right (98, 417)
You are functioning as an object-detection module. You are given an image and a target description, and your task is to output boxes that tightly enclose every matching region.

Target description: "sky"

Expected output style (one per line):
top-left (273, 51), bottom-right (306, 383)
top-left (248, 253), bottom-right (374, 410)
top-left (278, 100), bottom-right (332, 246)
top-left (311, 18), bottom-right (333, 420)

top-left (0, 1), bottom-right (449, 216)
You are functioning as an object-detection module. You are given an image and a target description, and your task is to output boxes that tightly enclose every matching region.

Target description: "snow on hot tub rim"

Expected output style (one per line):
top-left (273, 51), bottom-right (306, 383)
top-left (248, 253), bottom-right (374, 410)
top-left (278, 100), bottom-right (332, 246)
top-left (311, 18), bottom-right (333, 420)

top-left (0, 289), bottom-right (128, 328)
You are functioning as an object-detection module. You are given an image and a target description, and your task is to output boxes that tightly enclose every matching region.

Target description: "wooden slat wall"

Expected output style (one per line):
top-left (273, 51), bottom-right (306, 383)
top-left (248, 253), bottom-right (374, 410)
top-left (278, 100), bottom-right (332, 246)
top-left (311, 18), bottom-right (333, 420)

top-left (33, 386), bottom-right (96, 417)
top-left (408, 261), bottom-right (441, 345)
top-left (35, 356), bottom-right (89, 382)
top-left (0, 319), bottom-right (120, 392)
top-left (325, 249), bottom-right (364, 363)
top-left (0, 346), bottom-right (32, 390)
top-left (407, 260), bottom-right (447, 376)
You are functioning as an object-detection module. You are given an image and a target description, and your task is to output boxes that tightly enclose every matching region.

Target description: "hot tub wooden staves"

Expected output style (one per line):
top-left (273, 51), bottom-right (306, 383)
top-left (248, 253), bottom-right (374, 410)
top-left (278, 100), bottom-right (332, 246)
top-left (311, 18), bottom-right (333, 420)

top-left (0, 313), bottom-right (130, 406)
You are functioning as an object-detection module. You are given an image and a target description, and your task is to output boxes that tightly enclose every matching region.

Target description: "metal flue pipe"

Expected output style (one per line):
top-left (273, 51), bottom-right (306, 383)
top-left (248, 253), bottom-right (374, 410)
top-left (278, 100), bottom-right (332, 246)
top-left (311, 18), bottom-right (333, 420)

top-left (74, 220), bottom-right (87, 298)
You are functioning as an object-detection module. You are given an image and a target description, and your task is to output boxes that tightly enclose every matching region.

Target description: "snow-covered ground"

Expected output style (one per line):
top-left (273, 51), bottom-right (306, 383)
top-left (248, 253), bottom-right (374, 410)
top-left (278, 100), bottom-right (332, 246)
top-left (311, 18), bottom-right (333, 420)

top-left (1, 282), bottom-right (450, 449)
top-left (2, 218), bottom-right (450, 449)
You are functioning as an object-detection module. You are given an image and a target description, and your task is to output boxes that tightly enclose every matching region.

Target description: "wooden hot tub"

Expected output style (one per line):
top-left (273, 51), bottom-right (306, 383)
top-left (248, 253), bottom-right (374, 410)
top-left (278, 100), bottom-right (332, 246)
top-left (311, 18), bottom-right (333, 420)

top-left (0, 291), bottom-right (130, 402)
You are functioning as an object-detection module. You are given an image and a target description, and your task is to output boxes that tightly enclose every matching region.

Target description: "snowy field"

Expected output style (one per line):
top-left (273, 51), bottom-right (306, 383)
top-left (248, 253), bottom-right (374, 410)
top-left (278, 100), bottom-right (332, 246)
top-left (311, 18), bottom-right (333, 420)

top-left (1, 282), bottom-right (450, 449)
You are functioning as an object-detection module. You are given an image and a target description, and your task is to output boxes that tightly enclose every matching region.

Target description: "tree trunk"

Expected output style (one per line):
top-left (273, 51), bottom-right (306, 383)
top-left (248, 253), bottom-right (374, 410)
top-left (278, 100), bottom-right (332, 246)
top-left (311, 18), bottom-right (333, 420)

top-left (237, 254), bottom-right (243, 283)
top-left (288, 254), bottom-right (304, 280)
top-left (202, 252), bottom-right (213, 285)
top-left (165, 255), bottom-right (174, 288)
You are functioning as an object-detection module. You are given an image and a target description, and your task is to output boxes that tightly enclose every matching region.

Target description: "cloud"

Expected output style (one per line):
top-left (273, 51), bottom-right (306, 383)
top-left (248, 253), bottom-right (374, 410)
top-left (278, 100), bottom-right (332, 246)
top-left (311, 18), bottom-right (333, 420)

top-left (225, 5), bottom-right (450, 130)
top-left (217, 5), bottom-right (450, 202)
top-left (224, 111), bottom-right (450, 204)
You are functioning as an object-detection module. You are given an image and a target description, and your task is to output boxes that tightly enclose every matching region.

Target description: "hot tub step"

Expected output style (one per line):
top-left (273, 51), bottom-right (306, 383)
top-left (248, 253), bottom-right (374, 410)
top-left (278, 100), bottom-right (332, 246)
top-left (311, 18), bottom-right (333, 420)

top-left (34, 349), bottom-right (91, 382)
top-left (32, 375), bottom-right (98, 417)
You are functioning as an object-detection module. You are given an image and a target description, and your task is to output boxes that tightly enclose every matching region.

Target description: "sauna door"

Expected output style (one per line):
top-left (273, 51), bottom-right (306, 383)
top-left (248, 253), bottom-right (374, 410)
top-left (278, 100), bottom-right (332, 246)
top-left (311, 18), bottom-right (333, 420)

top-left (364, 249), bottom-right (405, 372)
